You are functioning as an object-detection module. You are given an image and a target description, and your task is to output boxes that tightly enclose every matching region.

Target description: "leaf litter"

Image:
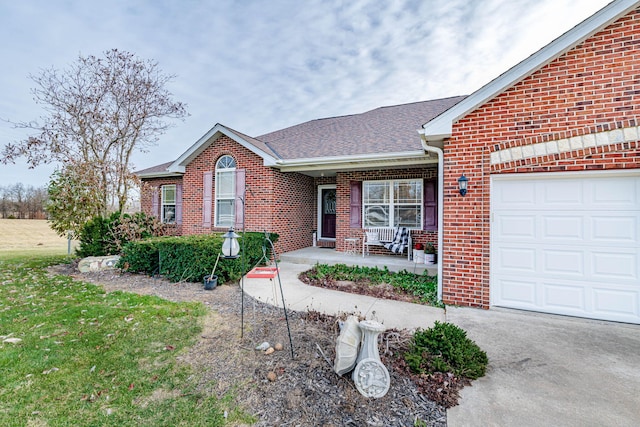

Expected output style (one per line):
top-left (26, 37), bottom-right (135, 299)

top-left (48, 263), bottom-right (452, 426)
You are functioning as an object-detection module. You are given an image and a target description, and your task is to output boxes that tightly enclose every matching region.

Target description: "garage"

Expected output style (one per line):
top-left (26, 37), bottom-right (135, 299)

top-left (491, 171), bottom-right (640, 324)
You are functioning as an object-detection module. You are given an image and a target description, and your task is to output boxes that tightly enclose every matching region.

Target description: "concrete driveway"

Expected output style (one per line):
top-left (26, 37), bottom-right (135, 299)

top-left (445, 307), bottom-right (640, 427)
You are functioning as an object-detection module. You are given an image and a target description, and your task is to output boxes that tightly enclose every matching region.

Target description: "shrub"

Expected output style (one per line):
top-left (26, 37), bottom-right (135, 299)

top-left (118, 237), bottom-right (164, 274)
top-left (76, 212), bottom-right (118, 257)
top-left (76, 211), bottom-right (165, 257)
top-left (404, 321), bottom-right (488, 380)
top-left (112, 212), bottom-right (165, 248)
top-left (118, 231), bottom-right (279, 284)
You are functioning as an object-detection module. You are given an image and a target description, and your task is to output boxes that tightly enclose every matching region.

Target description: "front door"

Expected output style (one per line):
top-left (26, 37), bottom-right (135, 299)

top-left (321, 188), bottom-right (336, 239)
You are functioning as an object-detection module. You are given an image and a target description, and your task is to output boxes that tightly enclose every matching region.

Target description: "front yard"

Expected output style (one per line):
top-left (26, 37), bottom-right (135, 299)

top-left (0, 254), bottom-right (243, 426)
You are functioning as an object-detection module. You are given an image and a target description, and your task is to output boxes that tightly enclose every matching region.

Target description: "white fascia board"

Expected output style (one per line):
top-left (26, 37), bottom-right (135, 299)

top-left (275, 150), bottom-right (433, 172)
top-left (167, 123), bottom-right (278, 173)
top-left (136, 171), bottom-right (183, 179)
top-left (417, 128), bottom-right (445, 149)
top-left (275, 150), bottom-right (426, 166)
top-left (422, 0), bottom-right (639, 139)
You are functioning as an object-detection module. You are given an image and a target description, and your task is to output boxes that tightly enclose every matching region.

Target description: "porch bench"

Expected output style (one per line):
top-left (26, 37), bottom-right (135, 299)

top-left (362, 227), bottom-right (412, 260)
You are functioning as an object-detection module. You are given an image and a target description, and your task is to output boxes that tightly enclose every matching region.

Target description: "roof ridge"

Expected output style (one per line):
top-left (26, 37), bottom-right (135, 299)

top-left (369, 95), bottom-right (467, 112)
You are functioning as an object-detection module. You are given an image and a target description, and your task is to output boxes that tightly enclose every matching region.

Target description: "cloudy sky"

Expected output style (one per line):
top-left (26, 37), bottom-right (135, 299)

top-left (0, 0), bottom-right (612, 187)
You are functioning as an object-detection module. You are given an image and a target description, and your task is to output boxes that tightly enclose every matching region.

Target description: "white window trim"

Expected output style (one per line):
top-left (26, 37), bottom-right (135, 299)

top-left (161, 184), bottom-right (176, 224)
top-left (215, 155), bottom-right (236, 227)
top-left (362, 178), bottom-right (423, 229)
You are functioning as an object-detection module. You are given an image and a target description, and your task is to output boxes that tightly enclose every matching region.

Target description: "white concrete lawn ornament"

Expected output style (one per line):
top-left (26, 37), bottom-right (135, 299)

top-left (334, 317), bottom-right (390, 398)
top-left (352, 320), bottom-right (390, 398)
top-left (333, 316), bottom-right (361, 376)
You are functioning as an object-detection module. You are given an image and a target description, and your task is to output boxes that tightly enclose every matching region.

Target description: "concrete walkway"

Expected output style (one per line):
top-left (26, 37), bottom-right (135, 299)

top-left (242, 261), bottom-right (640, 426)
top-left (242, 261), bottom-right (445, 330)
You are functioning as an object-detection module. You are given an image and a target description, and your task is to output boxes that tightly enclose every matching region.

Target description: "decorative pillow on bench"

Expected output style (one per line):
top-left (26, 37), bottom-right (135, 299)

top-left (365, 231), bottom-right (380, 243)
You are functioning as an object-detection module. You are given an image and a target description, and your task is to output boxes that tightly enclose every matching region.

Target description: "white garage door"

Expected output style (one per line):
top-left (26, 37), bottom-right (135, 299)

top-left (491, 171), bottom-right (640, 324)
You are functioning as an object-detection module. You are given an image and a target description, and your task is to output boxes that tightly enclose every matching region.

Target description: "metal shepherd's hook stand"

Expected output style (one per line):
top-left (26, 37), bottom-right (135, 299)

top-left (234, 185), bottom-right (293, 358)
top-left (262, 231), bottom-right (295, 359)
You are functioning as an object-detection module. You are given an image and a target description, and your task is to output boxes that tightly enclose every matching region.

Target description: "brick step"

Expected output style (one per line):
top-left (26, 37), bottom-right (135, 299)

top-left (316, 239), bottom-right (336, 248)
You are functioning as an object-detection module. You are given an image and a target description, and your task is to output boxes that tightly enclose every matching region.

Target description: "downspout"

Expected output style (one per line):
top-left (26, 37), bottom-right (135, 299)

top-left (419, 134), bottom-right (444, 302)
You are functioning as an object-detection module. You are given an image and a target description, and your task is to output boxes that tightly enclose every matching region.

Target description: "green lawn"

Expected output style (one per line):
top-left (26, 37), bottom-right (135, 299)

top-left (0, 254), bottom-right (250, 426)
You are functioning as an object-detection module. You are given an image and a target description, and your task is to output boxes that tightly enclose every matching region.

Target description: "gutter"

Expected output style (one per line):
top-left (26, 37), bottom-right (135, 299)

top-left (418, 130), bottom-right (444, 302)
top-left (274, 150), bottom-right (428, 168)
top-left (135, 171), bottom-right (184, 179)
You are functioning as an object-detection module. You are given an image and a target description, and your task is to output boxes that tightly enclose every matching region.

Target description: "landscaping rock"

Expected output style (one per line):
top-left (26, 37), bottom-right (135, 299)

top-left (78, 256), bottom-right (120, 273)
top-left (255, 341), bottom-right (270, 351)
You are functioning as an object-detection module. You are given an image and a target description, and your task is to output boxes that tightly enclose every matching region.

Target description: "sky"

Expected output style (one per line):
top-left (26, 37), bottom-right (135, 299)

top-left (0, 0), bottom-right (613, 188)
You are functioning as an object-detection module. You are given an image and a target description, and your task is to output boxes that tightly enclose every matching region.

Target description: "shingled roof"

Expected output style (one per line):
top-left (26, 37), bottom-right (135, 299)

top-left (137, 95), bottom-right (466, 177)
top-left (257, 95), bottom-right (466, 160)
top-left (135, 160), bottom-right (178, 177)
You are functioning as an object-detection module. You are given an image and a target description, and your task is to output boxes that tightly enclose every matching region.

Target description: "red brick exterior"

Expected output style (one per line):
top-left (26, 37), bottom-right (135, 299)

top-left (141, 135), bottom-right (315, 254)
top-left (442, 8), bottom-right (640, 308)
top-left (141, 156), bottom-right (439, 256)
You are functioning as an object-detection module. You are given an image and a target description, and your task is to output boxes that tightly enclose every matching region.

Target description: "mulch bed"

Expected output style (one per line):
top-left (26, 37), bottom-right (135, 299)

top-left (49, 263), bottom-right (472, 425)
top-left (298, 272), bottom-right (424, 304)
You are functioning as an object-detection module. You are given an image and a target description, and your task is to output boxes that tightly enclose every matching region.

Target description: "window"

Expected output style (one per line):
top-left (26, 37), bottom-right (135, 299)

top-left (363, 179), bottom-right (422, 228)
top-left (161, 185), bottom-right (176, 224)
top-left (215, 155), bottom-right (236, 227)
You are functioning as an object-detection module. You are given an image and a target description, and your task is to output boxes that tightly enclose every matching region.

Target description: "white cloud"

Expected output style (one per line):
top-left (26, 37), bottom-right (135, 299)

top-left (0, 0), bottom-right (611, 186)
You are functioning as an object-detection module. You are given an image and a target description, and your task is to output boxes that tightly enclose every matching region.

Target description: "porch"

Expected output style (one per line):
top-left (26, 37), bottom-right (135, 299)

top-left (279, 246), bottom-right (437, 275)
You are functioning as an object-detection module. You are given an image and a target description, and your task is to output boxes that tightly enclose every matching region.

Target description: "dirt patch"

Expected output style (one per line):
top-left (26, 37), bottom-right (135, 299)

top-left (49, 263), bottom-right (458, 426)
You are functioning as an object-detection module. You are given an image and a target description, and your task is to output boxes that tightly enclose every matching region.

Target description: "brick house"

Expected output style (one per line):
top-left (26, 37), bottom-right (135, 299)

top-left (137, 96), bottom-right (465, 256)
top-left (138, 0), bottom-right (639, 324)
top-left (420, 0), bottom-right (639, 323)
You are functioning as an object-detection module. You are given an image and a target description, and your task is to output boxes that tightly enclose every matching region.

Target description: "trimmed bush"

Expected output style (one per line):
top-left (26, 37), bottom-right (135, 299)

top-left (118, 237), bottom-right (164, 274)
top-left (76, 211), bottom-right (164, 257)
top-left (117, 232), bottom-right (279, 285)
top-left (404, 321), bottom-right (488, 380)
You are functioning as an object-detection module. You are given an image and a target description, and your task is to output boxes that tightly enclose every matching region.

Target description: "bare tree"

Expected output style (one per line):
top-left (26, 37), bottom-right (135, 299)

top-left (9, 183), bottom-right (26, 219)
top-left (2, 49), bottom-right (187, 232)
top-left (0, 186), bottom-right (9, 218)
top-left (0, 183), bottom-right (47, 219)
top-left (27, 186), bottom-right (48, 219)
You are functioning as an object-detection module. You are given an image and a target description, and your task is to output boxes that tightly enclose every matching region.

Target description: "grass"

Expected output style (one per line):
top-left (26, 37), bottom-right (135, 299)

top-left (0, 253), bottom-right (252, 426)
top-left (306, 263), bottom-right (443, 307)
top-left (0, 219), bottom-right (77, 256)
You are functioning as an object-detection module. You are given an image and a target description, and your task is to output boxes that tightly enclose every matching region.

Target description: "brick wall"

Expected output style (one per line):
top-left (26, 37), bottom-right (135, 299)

top-left (271, 169), bottom-right (315, 253)
top-left (141, 135), bottom-right (315, 255)
top-left (443, 8), bottom-right (640, 308)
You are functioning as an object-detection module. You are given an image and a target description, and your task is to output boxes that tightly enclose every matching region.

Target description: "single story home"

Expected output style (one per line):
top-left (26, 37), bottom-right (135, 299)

top-left (136, 95), bottom-right (464, 257)
top-left (137, 0), bottom-right (639, 324)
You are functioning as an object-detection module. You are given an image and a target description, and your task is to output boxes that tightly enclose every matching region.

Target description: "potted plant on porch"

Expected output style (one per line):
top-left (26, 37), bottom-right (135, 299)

top-left (424, 243), bottom-right (436, 265)
top-left (413, 242), bottom-right (424, 263)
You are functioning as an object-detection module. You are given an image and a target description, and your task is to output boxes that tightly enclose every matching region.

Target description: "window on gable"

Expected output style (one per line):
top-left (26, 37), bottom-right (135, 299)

top-left (161, 184), bottom-right (176, 224)
top-left (363, 179), bottom-right (422, 228)
top-left (215, 155), bottom-right (236, 227)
